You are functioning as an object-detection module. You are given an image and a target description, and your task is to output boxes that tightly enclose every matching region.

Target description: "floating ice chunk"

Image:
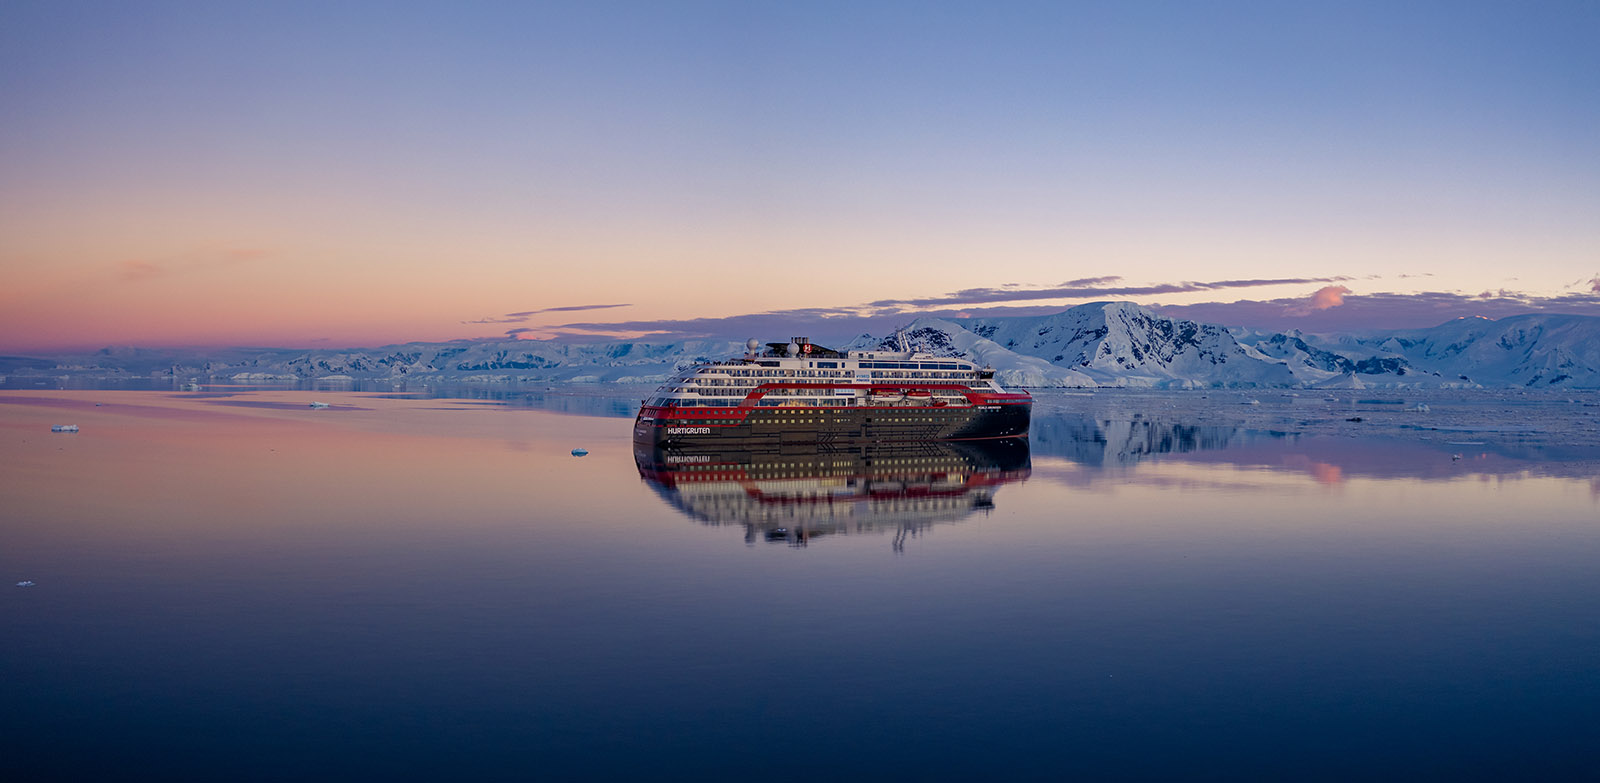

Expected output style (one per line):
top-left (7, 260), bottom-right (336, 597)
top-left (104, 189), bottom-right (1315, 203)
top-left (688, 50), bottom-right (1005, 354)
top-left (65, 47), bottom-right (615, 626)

top-left (16, 581), bottom-right (35, 587)
top-left (1411, 403), bottom-right (1430, 412)
top-left (1244, 399), bottom-right (1261, 405)
top-left (51, 424), bottom-right (79, 433)
top-left (571, 448), bottom-right (589, 457)
top-left (309, 401), bottom-right (330, 409)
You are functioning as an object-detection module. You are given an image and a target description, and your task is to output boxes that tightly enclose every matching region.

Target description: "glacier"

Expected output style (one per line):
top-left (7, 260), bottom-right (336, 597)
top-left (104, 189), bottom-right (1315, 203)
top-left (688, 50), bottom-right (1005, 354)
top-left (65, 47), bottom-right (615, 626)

top-left (9, 304), bottom-right (1600, 389)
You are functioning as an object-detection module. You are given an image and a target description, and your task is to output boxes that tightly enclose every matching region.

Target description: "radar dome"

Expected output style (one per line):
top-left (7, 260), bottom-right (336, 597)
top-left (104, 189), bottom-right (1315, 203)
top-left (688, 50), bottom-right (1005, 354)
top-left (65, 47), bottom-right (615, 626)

top-left (746, 338), bottom-right (761, 352)
top-left (787, 342), bottom-right (800, 356)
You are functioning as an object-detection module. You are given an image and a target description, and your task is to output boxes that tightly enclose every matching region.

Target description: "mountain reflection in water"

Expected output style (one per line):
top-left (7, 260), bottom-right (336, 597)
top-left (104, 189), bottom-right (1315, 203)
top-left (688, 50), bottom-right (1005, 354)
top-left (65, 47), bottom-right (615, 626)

top-left (1027, 411), bottom-right (1600, 484)
top-left (636, 438), bottom-right (1031, 548)
top-left (1028, 412), bottom-right (1270, 467)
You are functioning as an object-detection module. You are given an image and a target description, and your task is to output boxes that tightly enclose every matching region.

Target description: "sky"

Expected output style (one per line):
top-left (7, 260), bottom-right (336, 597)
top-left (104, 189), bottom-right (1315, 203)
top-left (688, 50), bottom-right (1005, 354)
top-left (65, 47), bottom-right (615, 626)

top-left (2, 0), bottom-right (1597, 352)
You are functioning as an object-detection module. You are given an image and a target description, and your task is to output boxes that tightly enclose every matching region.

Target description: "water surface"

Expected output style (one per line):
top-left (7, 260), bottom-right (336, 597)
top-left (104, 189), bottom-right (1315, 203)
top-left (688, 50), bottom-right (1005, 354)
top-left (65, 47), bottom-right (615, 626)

top-left (3, 390), bottom-right (1598, 780)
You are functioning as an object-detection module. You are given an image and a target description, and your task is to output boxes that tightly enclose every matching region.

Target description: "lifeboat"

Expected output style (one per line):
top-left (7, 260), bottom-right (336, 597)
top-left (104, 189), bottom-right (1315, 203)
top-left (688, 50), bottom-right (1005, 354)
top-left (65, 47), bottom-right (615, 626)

top-left (869, 387), bottom-right (906, 405)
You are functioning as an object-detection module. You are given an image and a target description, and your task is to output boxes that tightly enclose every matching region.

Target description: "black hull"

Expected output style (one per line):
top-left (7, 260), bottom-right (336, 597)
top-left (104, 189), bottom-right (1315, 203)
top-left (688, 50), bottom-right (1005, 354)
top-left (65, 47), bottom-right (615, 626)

top-left (633, 403), bottom-right (1030, 448)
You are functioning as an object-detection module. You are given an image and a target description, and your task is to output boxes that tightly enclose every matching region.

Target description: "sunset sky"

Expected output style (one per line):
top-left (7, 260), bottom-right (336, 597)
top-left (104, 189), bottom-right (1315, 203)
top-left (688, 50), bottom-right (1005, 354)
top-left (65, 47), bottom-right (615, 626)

top-left (3, 1), bottom-right (1597, 352)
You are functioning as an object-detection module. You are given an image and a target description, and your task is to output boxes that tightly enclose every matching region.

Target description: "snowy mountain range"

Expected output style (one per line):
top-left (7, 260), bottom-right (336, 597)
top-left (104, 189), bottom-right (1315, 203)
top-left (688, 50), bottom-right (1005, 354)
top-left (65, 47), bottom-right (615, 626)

top-left (858, 303), bottom-right (1600, 388)
top-left (863, 302), bottom-right (1301, 387)
top-left (11, 303), bottom-right (1600, 388)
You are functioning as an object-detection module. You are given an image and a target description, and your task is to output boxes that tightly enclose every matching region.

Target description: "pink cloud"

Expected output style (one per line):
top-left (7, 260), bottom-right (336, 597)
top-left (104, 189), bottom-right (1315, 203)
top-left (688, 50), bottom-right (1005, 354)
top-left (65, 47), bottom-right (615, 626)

top-left (224, 248), bottom-right (267, 262)
top-left (114, 247), bottom-right (264, 284)
top-left (119, 260), bottom-right (164, 281)
top-left (1281, 285), bottom-right (1352, 317)
top-left (1308, 285), bottom-right (1351, 310)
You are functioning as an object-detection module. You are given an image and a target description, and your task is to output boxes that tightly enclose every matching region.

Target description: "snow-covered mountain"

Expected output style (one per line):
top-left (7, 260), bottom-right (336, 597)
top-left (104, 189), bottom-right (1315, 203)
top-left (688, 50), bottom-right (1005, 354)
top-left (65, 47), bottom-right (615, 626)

top-left (966, 302), bottom-right (1301, 387)
top-left (10, 338), bottom-right (749, 384)
top-left (860, 303), bottom-right (1294, 387)
top-left (247, 338), bottom-right (751, 383)
top-left (1234, 329), bottom-right (1432, 388)
top-left (844, 303), bottom-right (1600, 388)
top-left (851, 316), bottom-right (1095, 387)
top-left (11, 305), bottom-right (1600, 388)
top-left (1309, 314), bottom-right (1600, 388)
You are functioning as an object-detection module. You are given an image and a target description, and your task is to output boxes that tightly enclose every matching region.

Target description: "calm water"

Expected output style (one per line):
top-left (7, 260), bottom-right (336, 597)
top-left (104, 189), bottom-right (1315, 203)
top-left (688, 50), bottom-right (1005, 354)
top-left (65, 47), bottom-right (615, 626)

top-left (3, 389), bottom-right (1599, 780)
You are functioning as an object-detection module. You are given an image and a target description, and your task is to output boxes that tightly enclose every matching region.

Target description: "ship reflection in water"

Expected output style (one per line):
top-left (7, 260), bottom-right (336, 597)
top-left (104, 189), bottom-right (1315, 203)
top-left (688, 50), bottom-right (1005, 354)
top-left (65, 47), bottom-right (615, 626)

top-left (636, 438), bottom-right (1031, 549)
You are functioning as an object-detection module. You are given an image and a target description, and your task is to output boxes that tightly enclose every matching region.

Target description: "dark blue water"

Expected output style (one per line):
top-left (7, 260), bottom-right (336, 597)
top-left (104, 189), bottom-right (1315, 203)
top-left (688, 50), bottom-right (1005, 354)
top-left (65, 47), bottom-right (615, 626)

top-left (3, 390), bottom-right (1598, 780)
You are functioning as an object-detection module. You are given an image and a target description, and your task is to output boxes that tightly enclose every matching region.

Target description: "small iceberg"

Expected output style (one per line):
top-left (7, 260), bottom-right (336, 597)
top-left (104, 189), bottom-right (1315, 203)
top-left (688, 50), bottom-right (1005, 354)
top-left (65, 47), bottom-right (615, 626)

top-left (571, 448), bottom-right (589, 457)
top-left (309, 401), bottom-right (330, 409)
top-left (51, 424), bottom-right (79, 433)
top-left (16, 580), bottom-right (35, 587)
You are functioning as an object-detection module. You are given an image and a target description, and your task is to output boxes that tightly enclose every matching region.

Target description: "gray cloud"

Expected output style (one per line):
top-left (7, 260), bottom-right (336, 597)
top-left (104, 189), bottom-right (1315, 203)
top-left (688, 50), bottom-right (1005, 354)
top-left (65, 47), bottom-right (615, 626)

top-left (498, 276), bottom-right (1600, 344)
top-left (465, 303), bottom-right (631, 324)
top-left (863, 276), bottom-right (1351, 309)
top-left (538, 277), bottom-right (1353, 340)
top-left (545, 288), bottom-right (1600, 343)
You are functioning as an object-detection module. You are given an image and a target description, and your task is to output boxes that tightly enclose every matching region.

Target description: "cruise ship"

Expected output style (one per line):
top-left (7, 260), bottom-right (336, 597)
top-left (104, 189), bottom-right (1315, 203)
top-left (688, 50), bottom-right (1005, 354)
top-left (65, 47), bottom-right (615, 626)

top-left (633, 337), bottom-right (1031, 447)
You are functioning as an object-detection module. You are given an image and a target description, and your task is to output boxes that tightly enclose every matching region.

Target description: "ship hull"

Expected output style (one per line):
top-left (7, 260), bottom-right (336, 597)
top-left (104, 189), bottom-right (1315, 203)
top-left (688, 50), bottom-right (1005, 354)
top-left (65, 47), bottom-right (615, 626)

top-left (633, 401), bottom-right (1030, 448)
